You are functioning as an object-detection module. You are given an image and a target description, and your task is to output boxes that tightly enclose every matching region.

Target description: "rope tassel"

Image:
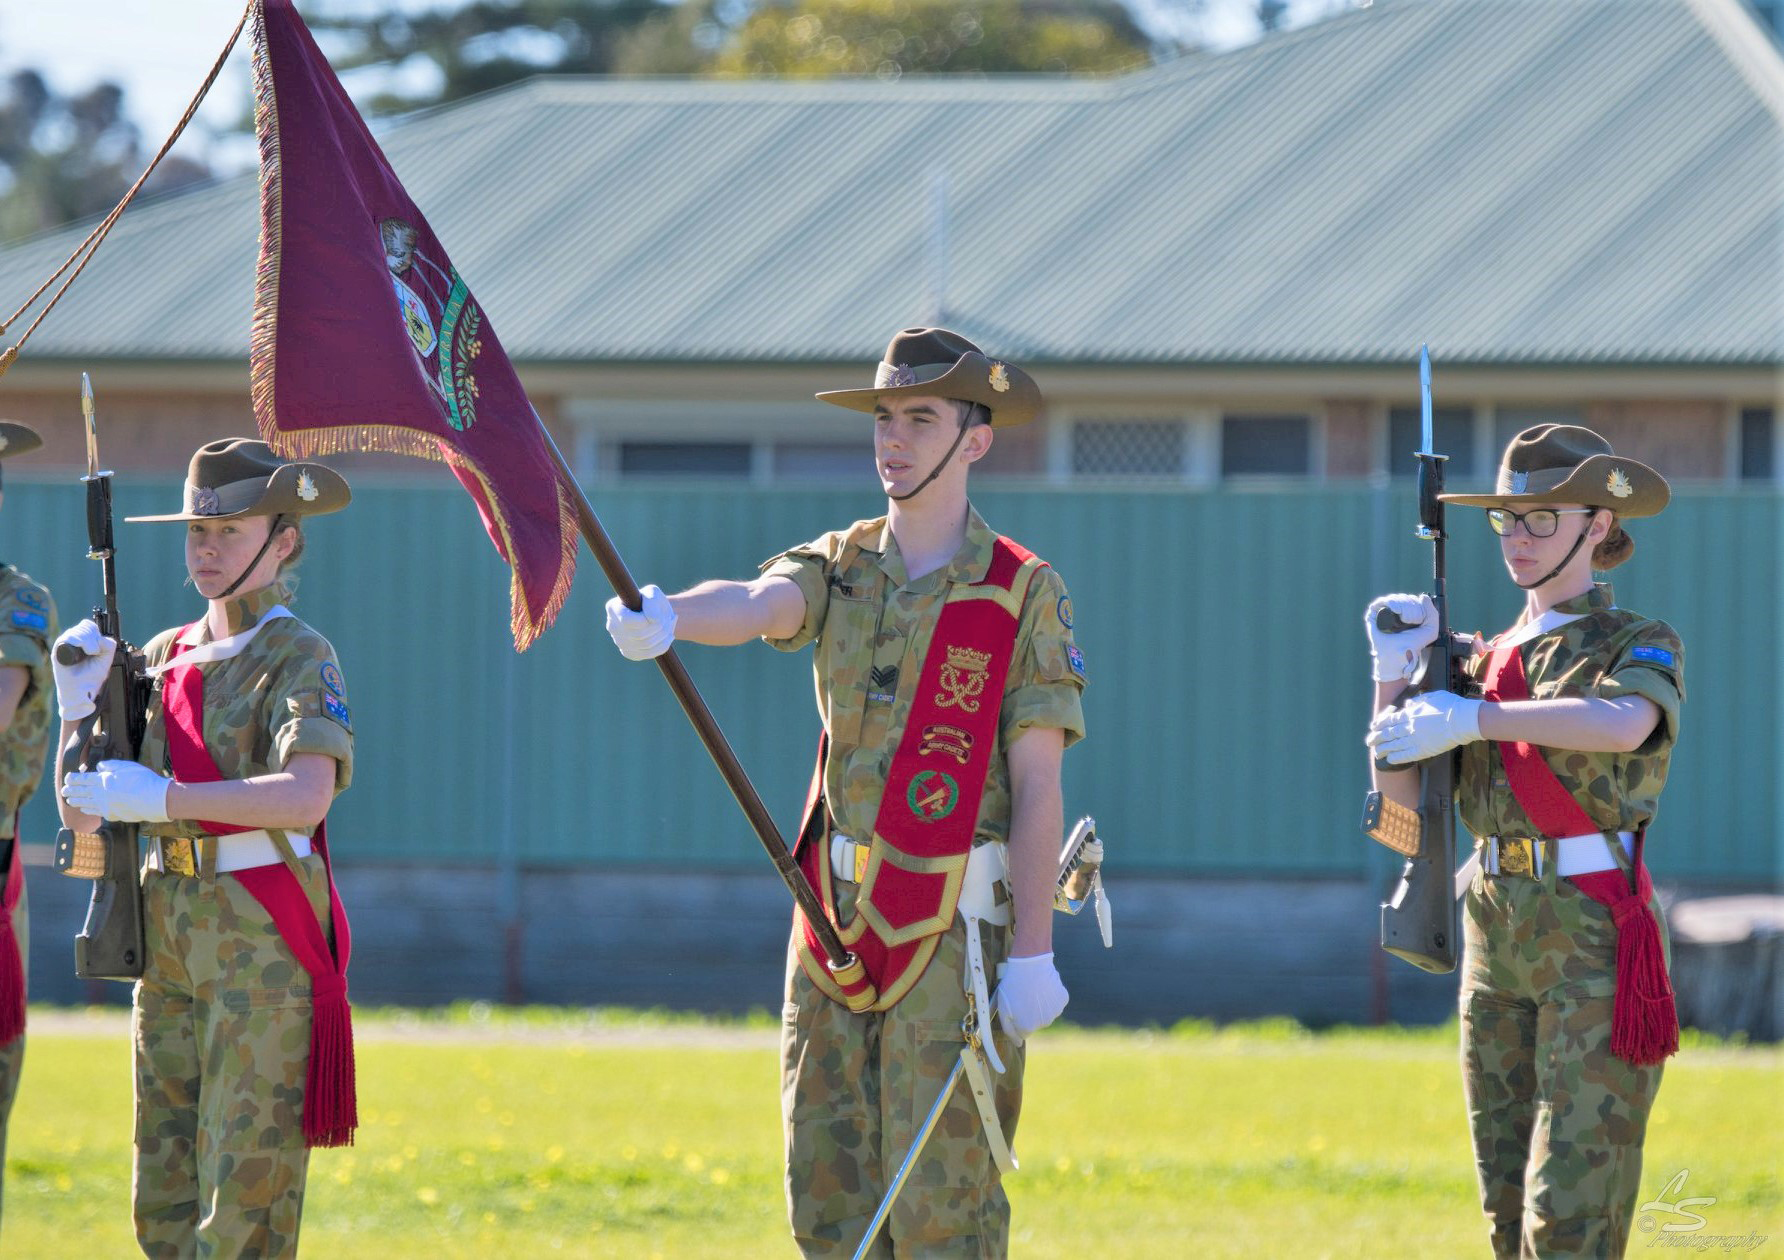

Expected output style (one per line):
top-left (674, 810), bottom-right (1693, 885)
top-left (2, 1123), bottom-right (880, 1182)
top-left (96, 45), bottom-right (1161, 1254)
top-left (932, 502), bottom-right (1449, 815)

top-left (304, 978), bottom-right (358, 1147)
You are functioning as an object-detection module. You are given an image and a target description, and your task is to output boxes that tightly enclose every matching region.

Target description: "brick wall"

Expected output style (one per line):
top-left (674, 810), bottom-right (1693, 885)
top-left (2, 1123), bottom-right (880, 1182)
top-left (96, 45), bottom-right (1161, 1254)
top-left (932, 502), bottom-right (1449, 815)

top-left (1322, 399), bottom-right (1373, 477)
top-left (1585, 400), bottom-right (1726, 479)
top-left (0, 388), bottom-right (568, 477)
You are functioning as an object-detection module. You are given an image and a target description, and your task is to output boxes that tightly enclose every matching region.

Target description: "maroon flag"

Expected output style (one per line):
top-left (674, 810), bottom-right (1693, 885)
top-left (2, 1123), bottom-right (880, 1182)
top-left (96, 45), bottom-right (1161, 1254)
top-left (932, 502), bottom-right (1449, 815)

top-left (248, 0), bottom-right (577, 648)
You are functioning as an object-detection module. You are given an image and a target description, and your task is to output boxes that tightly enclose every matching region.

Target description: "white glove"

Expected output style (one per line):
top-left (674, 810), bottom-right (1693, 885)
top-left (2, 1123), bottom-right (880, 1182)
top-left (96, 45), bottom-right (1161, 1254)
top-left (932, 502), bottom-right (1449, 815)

top-left (1367, 691), bottom-right (1484, 765)
top-left (604, 585), bottom-right (677, 661)
top-left (995, 952), bottom-right (1069, 1042)
top-left (1365, 593), bottom-right (1440, 682)
top-left (52, 619), bottom-right (117, 722)
top-left (60, 759), bottom-right (173, 823)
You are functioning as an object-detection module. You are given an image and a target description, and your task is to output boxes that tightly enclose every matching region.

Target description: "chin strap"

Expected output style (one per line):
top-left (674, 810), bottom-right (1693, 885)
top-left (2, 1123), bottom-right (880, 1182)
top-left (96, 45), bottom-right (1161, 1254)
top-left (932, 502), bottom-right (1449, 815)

top-left (1514, 514), bottom-right (1595, 591)
top-left (888, 420), bottom-right (972, 503)
top-left (216, 513), bottom-right (287, 598)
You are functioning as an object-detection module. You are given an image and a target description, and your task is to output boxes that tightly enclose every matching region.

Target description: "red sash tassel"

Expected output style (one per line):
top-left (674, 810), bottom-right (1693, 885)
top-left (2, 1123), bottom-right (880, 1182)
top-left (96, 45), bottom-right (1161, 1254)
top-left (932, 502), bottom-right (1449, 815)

top-left (1483, 644), bottom-right (1678, 1065)
top-left (165, 633), bottom-right (358, 1145)
top-left (0, 815), bottom-right (25, 1047)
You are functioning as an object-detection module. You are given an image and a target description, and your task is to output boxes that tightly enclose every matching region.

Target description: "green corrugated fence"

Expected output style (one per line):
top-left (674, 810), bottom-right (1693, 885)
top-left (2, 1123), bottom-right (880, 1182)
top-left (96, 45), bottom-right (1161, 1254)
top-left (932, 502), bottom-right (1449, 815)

top-left (7, 477), bottom-right (1777, 883)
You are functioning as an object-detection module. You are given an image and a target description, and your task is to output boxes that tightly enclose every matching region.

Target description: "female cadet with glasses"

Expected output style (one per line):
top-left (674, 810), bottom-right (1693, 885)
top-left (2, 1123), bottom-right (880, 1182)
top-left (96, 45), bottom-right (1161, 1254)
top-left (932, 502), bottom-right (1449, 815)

top-left (1362, 425), bottom-right (1683, 1259)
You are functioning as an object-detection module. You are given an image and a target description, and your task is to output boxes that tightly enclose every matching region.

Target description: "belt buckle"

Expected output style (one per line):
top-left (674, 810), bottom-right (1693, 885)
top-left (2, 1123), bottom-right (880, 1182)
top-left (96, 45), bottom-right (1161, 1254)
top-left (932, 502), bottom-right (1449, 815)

top-left (1498, 837), bottom-right (1535, 877)
top-left (853, 841), bottom-right (870, 883)
top-left (162, 838), bottom-right (196, 878)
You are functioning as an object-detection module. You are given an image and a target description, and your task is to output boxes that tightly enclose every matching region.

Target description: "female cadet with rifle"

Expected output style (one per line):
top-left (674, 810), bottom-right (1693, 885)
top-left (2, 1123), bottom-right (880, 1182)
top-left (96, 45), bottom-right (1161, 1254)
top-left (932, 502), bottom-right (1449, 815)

top-left (1364, 425), bottom-right (1683, 1259)
top-left (53, 438), bottom-right (357, 1259)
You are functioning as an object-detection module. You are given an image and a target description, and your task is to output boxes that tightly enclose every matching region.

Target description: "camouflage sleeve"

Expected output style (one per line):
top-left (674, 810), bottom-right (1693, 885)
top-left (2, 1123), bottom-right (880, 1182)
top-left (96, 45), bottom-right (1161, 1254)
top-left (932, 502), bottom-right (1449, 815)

top-left (0, 578), bottom-right (54, 680)
top-left (1597, 619), bottom-right (1684, 747)
top-left (758, 536), bottom-right (837, 653)
top-left (1001, 566), bottom-right (1087, 748)
top-left (265, 628), bottom-right (354, 792)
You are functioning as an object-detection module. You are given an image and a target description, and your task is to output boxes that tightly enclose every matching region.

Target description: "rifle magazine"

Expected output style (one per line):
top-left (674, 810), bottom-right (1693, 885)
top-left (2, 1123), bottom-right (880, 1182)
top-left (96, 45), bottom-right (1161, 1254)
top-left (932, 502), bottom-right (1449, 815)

top-left (53, 829), bottom-right (108, 879)
top-left (1362, 791), bottom-right (1421, 857)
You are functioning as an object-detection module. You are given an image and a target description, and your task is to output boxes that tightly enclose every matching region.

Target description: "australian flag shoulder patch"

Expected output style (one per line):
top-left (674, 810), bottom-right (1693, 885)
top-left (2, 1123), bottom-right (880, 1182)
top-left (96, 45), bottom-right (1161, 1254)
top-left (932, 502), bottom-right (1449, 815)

top-left (323, 693), bottom-right (352, 727)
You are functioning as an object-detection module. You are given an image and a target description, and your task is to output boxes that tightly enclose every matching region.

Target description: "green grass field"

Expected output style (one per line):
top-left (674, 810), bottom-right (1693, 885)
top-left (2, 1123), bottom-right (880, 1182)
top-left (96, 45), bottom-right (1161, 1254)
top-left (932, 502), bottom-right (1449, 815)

top-left (3, 1007), bottom-right (1778, 1259)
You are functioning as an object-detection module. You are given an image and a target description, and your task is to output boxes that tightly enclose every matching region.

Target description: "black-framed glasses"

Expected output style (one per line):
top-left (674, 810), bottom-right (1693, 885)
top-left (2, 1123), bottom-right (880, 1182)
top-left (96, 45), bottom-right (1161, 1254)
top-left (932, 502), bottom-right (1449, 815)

top-left (1486, 507), bottom-right (1596, 538)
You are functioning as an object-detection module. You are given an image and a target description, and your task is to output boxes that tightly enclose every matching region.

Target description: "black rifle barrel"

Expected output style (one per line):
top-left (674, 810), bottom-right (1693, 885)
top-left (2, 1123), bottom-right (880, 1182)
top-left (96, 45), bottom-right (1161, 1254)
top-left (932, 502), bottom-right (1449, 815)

top-left (1376, 368), bottom-right (1461, 975)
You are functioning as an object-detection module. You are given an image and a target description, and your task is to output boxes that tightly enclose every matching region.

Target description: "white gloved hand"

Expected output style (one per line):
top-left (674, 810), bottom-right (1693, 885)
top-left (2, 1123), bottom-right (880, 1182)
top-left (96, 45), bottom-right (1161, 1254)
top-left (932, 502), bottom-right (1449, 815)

top-left (604, 585), bottom-right (677, 661)
top-left (1367, 691), bottom-right (1484, 765)
top-left (995, 952), bottom-right (1069, 1042)
top-left (60, 759), bottom-right (173, 823)
top-left (52, 619), bottom-right (117, 722)
top-left (1365, 593), bottom-right (1440, 683)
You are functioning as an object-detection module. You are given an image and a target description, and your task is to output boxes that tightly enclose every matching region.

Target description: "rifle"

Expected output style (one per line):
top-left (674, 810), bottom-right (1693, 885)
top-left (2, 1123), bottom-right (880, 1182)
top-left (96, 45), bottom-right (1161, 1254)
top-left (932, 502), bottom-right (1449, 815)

top-left (1364, 346), bottom-right (1470, 975)
top-left (51, 374), bottom-right (151, 981)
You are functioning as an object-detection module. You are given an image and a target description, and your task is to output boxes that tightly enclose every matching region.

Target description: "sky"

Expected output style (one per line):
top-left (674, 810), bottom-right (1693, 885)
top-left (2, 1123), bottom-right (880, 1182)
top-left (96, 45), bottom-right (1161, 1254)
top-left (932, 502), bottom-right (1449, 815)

top-left (0, 0), bottom-right (1355, 174)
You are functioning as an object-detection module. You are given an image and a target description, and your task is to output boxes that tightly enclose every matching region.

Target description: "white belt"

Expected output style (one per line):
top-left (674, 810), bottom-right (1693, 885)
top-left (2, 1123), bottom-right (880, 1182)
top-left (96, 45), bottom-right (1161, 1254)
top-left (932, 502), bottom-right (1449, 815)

top-left (830, 834), bottom-right (870, 884)
top-left (148, 830), bottom-right (312, 875)
top-left (1482, 831), bottom-right (1633, 878)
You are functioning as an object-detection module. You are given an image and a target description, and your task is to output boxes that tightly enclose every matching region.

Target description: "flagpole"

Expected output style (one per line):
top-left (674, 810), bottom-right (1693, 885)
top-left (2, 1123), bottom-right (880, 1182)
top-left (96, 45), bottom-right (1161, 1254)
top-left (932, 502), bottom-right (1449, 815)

top-left (534, 427), bottom-right (862, 976)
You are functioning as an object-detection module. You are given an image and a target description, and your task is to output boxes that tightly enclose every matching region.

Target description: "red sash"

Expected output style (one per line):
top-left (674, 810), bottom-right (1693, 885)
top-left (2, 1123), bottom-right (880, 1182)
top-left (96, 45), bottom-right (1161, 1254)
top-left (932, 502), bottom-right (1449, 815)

top-left (1481, 643), bottom-right (1678, 1065)
top-left (795, 537), bottom-right (1045, 1010)
top-left (163, 633), bottom-right (358, 1146)
top-left (0, 813), bottom-right (24, 1046)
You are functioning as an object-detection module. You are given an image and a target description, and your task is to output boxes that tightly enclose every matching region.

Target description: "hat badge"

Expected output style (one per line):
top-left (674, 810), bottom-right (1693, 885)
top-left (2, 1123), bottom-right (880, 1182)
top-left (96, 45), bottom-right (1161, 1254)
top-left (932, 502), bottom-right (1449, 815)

top-left (1607, 467), bottom-right (1632, 499)
top-left (1504, 469), bottom-right (1528, 494)
top-left (886, 363), bottom-right (917, 388)
top-left (0, 435), bottom-right (10, 454)
top-left (192, 486), bottom-right (222, 516)
top-left (297, 471), bottom-right (320, 503)
top-left (988, 362), bottom-right (1010, 393)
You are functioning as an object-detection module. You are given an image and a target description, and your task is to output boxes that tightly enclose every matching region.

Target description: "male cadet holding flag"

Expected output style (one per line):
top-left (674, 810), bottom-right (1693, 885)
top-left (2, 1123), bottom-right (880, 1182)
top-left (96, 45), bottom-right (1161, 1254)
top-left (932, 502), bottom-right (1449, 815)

top-left (605, 328), bottom-right (1086, 1256)
top-left (0, 423), bottom-right (56, 1231)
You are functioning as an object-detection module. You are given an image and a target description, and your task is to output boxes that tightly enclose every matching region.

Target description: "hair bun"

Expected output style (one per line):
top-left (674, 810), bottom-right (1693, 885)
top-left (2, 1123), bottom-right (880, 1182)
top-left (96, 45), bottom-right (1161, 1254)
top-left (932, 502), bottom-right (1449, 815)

top-left (1593, 523), bottom-right (1634, 571)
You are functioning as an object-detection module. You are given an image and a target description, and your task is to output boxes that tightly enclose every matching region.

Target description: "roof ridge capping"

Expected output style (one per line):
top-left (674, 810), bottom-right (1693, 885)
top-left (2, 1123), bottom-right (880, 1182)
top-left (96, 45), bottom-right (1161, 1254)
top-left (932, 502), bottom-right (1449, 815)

top-left (1683, 0), bottom-right (1784, 123)
top-left (526, 71), bottom-right (1116, 103)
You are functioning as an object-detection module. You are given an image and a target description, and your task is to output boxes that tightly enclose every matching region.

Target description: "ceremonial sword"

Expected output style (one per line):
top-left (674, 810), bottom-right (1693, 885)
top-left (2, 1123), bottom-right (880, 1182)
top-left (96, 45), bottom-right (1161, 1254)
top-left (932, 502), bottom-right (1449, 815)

top-left (850, 818), bottom-right (1110, 1260)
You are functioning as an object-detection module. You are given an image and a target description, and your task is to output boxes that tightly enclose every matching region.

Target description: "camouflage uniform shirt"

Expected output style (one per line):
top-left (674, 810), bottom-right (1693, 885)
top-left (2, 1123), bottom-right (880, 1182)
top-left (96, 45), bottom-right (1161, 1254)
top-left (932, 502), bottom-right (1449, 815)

top-left (1458, 583), bottom-right (1683, 838)
top-left (0, 565), bottom-right (56, 838)
top-left (762, 507), bottom-right (1085, 846)
top-left (136, 585), bottom-right (353, 836)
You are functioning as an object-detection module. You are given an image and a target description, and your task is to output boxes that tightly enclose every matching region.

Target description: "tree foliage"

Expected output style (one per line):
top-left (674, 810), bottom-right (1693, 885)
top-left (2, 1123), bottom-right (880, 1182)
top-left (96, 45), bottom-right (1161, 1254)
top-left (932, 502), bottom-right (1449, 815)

top-left (311, 0), bottom-right (1159, 112)
top-left (716, 0), bottom-right (1153, 77)
top-left (0, 70), bottom-right (209, 244)
top-left (308, 0), bottom-right (689, 113)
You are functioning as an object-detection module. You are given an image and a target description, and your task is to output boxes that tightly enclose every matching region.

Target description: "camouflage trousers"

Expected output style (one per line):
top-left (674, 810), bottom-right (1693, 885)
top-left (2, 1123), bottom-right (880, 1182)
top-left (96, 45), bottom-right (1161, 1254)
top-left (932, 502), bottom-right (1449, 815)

top-left (133, 855), bottom-right (333, 1260)
top-left (0, 870), bottom-right (26, 1235)
top-left (782, 912), bottom-right (1024, 1259)
top-left (1460, 853), bottom-right (1670, 1259)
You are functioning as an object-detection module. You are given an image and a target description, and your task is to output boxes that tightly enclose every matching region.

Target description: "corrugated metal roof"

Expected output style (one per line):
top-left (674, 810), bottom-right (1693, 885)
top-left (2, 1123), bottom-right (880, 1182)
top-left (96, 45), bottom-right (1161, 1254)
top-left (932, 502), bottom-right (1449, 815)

top-left (0, 0), bottom-right (1778, 366)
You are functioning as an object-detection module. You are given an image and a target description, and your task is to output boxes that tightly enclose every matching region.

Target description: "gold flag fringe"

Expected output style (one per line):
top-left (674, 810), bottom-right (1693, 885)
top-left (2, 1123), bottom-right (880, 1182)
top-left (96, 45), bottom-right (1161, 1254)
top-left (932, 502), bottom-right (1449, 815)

top-left (248, 6), bottom-right (577, 651)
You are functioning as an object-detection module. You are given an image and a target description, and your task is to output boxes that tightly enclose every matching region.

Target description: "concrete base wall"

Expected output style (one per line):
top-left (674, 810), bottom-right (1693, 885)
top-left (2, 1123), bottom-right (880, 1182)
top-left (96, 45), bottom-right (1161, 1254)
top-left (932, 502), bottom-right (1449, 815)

top-left (20, 863), bottom-right (1763, 1031)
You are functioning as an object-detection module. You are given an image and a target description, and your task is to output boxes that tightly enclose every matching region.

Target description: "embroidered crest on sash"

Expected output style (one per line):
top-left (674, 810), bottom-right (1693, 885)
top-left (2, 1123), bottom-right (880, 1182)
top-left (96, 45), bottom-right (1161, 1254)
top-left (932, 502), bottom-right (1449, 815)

top-left (793, 535), bottom-right (1047, 1012)
top-left (936, 645), bottom-right (992, 712)
top-left (907, 769), bottom-right (960, 820)
top-left (919, 723), bottom-right (973, 765)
